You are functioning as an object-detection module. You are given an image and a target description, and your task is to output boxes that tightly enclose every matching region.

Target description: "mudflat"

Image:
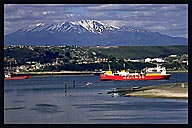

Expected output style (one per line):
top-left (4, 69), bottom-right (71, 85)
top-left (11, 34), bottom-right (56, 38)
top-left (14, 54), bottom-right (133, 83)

top-left (117, 83), bottom-right (188, 99)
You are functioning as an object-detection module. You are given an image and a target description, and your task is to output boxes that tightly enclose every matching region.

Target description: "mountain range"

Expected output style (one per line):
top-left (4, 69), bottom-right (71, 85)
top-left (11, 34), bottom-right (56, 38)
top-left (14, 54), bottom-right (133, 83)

top-left (4, 20), bottom-right (188, 46)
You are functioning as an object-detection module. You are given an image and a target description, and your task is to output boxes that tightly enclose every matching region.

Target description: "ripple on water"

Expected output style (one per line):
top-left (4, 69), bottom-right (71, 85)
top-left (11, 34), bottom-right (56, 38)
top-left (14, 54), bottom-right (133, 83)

top-left (5, 107), bottom-right (26, 111)
top-left (30, 103), bottom-right (64, 113)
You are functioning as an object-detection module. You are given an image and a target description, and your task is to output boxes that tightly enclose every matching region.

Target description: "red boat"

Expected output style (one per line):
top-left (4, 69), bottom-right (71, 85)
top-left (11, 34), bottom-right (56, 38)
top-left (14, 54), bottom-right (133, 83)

top-left (100, 66), bottom-right (171, 81)
top-left (4, 73), bottom-right (30, 80)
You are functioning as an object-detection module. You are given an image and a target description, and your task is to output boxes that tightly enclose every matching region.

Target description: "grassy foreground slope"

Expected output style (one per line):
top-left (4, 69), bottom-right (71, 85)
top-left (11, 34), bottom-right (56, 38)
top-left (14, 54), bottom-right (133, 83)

top-left (88, 45), bottom-right (188, 59)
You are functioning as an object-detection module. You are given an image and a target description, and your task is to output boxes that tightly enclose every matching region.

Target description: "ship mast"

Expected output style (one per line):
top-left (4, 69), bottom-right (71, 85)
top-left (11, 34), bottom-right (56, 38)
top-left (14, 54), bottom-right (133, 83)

top-left (108, 65), bottom-right (111, 71)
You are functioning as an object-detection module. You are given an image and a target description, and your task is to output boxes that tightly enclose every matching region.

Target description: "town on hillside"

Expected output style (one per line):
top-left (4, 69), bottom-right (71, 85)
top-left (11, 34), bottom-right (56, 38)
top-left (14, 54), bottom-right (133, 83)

top-left (4, 45), bottom-right (188, 73)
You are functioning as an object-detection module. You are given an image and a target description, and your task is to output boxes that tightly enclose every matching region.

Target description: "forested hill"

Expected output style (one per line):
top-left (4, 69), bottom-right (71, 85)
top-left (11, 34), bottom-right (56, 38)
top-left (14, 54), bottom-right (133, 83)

top-left (88, 45), bottom-right (188, 59)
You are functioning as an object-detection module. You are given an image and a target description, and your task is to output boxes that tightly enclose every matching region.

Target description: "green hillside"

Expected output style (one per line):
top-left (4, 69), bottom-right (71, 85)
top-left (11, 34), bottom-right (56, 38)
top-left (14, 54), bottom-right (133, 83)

top-left (88, 45), bottom-right (188, 59)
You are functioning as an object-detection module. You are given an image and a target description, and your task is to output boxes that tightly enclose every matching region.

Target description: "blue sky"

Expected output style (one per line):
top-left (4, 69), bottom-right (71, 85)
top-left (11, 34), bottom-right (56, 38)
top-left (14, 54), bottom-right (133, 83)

top-left (4, 4), bottom-right (188, 38)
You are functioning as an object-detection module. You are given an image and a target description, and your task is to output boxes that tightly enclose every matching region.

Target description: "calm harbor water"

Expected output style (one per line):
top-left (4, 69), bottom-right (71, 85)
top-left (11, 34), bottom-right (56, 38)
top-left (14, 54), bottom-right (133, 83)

top-left (4, 73), bottom-right (188, 124)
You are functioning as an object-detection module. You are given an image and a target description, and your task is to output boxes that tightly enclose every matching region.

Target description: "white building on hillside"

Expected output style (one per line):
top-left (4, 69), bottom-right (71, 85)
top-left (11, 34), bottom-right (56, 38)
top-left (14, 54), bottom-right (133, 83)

top-left (145, 58), bottom-right (165, 63)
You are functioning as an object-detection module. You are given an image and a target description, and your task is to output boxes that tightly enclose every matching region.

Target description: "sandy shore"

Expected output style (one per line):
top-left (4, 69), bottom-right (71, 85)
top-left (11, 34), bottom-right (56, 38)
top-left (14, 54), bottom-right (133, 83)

top-left (111, 83), bottom-right (188, 99)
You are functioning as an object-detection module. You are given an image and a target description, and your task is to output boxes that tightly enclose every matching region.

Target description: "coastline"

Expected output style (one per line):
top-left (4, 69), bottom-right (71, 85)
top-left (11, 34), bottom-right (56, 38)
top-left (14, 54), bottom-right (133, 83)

top-left (12, 71), bottom-right (100, 76)
top-left (110, 82), bottom-right (188, 100)
top-left (167, 70), bottom-right (188, 73)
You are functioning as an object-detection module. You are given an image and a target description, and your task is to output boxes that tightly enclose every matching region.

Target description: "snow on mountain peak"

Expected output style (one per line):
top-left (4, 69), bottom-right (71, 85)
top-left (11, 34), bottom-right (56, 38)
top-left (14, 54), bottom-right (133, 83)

top-left (20, 20), bottom-right (150, 34)
top-left (22, 22), bottom-right (46, 32)
top-left (36, 23), bottom-right (44, 26)
top-left (70, 20), bottom-right (120, 34)
top-left (77, 20), bottom-right (95, 33)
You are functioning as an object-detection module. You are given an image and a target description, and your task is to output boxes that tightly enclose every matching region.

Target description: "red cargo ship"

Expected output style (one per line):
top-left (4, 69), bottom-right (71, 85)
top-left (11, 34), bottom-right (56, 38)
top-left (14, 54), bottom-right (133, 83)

top-left (4, 73), bottom-right (30, 80)
top-left (100, 65), bottom-right (171, 81)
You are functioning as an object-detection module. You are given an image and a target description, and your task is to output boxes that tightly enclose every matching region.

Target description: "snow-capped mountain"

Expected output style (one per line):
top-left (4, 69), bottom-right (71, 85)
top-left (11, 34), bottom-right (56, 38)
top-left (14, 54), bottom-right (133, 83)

top-left (21, 20), bottom-right (120, 34)
top-left (5, 20), bottom-right (187, 46)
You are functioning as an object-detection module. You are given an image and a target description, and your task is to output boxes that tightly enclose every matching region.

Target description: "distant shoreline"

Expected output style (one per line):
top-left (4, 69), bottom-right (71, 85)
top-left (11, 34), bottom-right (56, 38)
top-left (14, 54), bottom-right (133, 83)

top-left (12, 71), bottom-right (100, 76)
top-left (167, 70), bottom-right (188, 73)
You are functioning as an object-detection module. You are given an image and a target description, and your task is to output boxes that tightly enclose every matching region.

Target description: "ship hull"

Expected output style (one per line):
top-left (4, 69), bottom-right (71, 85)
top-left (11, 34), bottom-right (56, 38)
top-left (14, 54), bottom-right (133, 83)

top-left (100, 74), bottom-right (171, 81)
top-left (4, 75), bottom-right (30, 80)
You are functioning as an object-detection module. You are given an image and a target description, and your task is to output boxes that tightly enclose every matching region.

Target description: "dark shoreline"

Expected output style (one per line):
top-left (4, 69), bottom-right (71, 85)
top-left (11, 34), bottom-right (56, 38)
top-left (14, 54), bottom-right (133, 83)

top-left (12, 71), bottom-right (100, 76)
top-left (167, 70), bottom-right (188, 73)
